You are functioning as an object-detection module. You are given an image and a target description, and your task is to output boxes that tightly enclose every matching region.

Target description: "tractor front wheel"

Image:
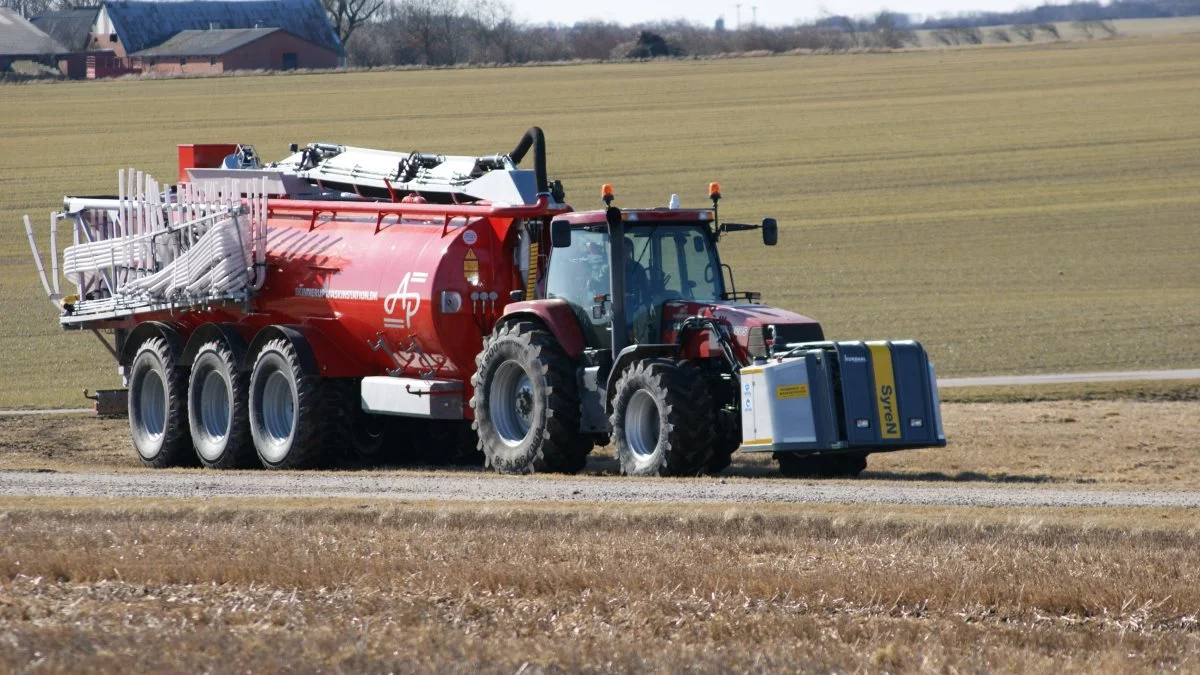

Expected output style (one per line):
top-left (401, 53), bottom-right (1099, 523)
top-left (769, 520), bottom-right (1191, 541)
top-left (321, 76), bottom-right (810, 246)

top-left (471, 321), bottom-right (590, 474)
top-left (610, 359), bottom-right (715, 477)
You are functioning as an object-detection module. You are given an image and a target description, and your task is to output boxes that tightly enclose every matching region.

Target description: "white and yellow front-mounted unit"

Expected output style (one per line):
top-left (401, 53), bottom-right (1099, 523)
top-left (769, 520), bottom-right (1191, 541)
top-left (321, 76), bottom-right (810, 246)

top-left (740, 341), bottom-right (946, 455)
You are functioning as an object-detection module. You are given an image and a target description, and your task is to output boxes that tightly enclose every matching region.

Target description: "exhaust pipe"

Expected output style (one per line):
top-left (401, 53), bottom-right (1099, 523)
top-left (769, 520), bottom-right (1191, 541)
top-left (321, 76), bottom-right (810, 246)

top-left (509, 127), bottom-right (549, 195)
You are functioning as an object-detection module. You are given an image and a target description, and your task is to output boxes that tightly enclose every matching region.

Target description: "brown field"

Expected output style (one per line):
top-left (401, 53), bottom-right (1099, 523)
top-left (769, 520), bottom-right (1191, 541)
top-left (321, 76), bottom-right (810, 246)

top-left (2, 396), bottom-right (1198, 670)
top-left (2, 32), bottom-right (1199, 407)
top-left (1, 499), bottom-right (1198, 672)
top-left (3, 395), bottom-right (1199, 489)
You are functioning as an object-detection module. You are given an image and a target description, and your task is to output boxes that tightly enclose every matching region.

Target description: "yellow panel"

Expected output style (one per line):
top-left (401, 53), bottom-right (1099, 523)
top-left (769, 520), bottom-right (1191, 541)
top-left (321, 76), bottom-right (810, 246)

top-left (868, 342), bottom-right (901, 439)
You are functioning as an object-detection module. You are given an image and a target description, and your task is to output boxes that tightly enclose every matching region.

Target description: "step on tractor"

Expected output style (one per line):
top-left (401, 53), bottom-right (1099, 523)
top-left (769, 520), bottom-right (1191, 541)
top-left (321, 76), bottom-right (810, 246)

top-left (25, 128), bottom-right (945, 476)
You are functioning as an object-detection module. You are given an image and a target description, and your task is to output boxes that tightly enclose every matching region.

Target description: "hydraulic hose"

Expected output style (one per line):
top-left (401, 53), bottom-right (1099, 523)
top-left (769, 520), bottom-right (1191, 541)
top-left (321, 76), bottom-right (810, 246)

top-left (508, 126), bottom-right (549, 195)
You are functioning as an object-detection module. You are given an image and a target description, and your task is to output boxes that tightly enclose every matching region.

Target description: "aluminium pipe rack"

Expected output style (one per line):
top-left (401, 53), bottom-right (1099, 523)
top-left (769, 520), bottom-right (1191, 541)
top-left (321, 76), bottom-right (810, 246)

top-left (24, 169), bottom-right (270, 328)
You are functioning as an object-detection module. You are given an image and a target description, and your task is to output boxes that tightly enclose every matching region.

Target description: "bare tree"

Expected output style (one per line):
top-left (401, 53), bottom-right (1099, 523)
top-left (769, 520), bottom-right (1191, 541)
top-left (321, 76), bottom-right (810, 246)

top-left (1012, 23), bottom-right (1035, 41)
top-left (839, 15), bottom-right (858, 47)
top-left (322, 0), bottom-right (385, 44)
top-left (1036, 22), bottom-right (1060, 39)
top-left (1, 0), bottom-right (69, 18)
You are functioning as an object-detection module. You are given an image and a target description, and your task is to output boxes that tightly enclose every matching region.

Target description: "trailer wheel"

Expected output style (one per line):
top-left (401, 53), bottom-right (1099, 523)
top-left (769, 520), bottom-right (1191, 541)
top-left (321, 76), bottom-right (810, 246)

top-left (128, 337), bottom-right (194, 468)
top-left (610, 359), bottom-right (715, 477)
top-left (248, 338), bottom-right (326, 469)
top-left (472, 321), bottom-right (590, 474)
top-left (776, 452), bottom-right (868, 478)
top-left (187, 341), bottom-right (255, 469)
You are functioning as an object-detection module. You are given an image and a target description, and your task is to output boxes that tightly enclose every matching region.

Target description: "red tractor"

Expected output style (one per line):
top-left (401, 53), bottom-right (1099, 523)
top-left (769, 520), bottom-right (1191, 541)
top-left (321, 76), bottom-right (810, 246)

top-left (26, 128), bottom-right (944, 476)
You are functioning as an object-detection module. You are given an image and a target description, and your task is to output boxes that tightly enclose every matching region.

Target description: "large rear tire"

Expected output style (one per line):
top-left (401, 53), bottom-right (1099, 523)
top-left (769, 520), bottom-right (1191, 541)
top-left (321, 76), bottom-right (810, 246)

top-left (188, 340), bottom-right (255, 469)
top-left (610, 359), bottom-right (714, 477)
top-left (128, 337), bottom-right (194, 468)
top-left (471, 321), bottom-right (590, 474)
top-left (248, 338), bottom-right (327, 470)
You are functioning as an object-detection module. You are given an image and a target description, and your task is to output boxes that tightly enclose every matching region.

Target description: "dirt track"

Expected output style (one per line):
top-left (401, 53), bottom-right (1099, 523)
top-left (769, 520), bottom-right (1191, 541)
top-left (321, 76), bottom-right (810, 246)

top-left (1, 470), bottom-right (1198, 508)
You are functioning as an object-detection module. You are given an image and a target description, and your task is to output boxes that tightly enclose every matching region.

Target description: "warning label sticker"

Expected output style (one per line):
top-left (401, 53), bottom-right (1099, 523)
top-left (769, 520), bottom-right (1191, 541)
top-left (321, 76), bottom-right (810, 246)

top-left (776, 384), bottom-right (810, 399)
top-left (463, 249), bottom-right (480, 285)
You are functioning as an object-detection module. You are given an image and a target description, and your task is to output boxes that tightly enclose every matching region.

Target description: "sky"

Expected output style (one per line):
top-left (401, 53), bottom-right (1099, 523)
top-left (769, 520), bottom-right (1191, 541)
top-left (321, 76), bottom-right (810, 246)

top-left (509, 0), bottom-right (1041, 27)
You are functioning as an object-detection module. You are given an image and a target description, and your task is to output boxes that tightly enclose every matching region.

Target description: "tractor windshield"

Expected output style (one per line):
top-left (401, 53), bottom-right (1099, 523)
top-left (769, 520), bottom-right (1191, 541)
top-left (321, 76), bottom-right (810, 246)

top-left (546, 223), bottom-right (723, 348)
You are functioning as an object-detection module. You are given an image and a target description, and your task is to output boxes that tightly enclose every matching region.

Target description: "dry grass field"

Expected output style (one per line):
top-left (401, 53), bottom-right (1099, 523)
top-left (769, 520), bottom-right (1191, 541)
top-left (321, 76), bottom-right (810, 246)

top-left (1, 32), bottom-right (1199, 407)
top-left (1, 499), bottom-right (1198, 672)
top-left (4, 393), bottom-right (1199, 489)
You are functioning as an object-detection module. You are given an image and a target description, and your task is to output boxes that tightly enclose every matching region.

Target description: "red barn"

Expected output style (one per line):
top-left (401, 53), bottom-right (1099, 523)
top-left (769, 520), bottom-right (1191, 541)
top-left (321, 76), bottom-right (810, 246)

top-left (129, 28), bottom-right (338, 74)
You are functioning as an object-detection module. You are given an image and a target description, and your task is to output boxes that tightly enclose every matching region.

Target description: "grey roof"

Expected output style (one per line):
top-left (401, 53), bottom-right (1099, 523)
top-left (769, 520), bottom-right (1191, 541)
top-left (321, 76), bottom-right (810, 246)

top-left (0, 7), bottom-right (67, 57)
top-left (104, 0), bottom-right (342, 56)
top-left (31, 8), bottom-right (99, 52)
top-left (133, 27), bottom-right (282, 57)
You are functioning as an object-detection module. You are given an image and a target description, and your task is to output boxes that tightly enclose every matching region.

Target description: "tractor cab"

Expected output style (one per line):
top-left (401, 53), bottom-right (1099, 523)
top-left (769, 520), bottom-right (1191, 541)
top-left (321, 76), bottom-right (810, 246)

top-left (544, 208), bottom-right (726, 349)
top-left (543, 184), bottom-right (788, 362)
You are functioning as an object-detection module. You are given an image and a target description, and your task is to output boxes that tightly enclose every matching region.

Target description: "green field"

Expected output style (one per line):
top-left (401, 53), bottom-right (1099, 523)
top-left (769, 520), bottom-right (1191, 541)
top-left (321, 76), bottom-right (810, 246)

top-left (2, 33), bottom-right (1198, 408)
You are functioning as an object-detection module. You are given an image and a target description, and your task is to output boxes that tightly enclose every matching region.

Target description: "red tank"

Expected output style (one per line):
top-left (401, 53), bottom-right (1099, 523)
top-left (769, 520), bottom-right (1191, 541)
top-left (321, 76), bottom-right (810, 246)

top-left (252, 199), bottom-right (566, 381)
top-left (150, 197), bottom-right (568, 404)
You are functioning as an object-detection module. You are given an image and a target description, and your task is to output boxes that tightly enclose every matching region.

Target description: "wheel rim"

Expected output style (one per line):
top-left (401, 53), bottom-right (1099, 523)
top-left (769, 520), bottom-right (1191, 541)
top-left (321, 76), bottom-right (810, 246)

top-left (196, 367), bottom-right (231, 456)
top-left (258, 369), bottom-right (296, 463)
top-left (136, 367), bottom-right (167, 446)
top-left (625, 389), bottom-right (660, 458)
top-left (489, 361), bottom-right (534, 446)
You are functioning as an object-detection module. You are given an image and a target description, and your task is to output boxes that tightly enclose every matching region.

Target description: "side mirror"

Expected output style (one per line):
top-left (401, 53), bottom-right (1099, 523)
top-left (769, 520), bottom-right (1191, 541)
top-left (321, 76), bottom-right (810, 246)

top-left (551, 219), bottom-right (572, 248)
top-left (761, 218), bottom-right (778, 246)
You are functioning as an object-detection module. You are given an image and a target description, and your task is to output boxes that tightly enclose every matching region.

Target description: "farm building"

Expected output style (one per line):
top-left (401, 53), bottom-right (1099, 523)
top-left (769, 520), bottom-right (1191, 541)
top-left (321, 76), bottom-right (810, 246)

top-left (130, 27), bottom-right (337, 74)
top-left (0, 7), bottom-right (66, 72)
top-left (30, 0), bottom-right (342, 78)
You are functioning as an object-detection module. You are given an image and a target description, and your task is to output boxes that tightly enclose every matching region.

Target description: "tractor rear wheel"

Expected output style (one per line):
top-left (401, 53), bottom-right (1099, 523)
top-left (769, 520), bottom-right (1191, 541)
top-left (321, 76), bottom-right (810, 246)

top-left (187, 340), bottom-right (255, 469)
top-left (610, 359), bottom-right (715, 477)
top-left (248, 338), bottom-right (327, 470)
top-left (471, 321), bottom-right (590, 474)
top-left (128, 337), bottom-right (194, 468)
top-left (776, 452), bottom-right (868, 478)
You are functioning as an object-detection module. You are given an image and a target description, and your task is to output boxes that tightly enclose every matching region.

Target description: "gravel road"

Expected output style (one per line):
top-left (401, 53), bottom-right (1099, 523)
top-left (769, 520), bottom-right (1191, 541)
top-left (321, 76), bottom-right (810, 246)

top-left (1, 470), bottom-right (1197, 508)
top-left (938, 369), bottom-right (1200, 387)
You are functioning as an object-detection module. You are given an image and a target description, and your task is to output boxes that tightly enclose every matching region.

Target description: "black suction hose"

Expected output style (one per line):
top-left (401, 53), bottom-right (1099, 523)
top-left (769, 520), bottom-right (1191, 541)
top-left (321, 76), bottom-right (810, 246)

top-left (509, 127), bottom-right (549, 195)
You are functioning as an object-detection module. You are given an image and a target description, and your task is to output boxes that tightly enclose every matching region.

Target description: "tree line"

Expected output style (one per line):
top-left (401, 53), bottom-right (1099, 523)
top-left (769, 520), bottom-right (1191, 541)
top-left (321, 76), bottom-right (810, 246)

top-left (5, 0), bottom-right (1200, 68)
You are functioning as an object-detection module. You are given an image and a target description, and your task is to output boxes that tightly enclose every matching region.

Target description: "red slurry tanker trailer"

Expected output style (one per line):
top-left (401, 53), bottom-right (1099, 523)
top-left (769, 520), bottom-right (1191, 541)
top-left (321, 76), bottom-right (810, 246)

top-left (25, 128), bottom-right (944, 476)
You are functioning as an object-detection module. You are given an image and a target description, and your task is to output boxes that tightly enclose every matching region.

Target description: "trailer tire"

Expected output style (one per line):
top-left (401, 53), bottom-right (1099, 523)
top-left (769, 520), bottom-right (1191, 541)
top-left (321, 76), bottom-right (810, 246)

top-left (128, 337), bottom-right (194, 468)
top-left (249, 338), bottom-right (326, 470)
top-left (611, 359), bottom-right (715, 477)
top-left (472, 321), bottom-right (590, 474)
top-left (187, 341), bottom-right (256, 469)
top-left (776, 452), bottom-right (868, 478)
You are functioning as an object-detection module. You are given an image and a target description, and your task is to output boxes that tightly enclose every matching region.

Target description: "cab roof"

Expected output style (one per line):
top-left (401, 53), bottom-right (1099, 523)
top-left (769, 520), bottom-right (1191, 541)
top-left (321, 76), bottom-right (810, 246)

top-left (555, 208), bottom-right (715, 226)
